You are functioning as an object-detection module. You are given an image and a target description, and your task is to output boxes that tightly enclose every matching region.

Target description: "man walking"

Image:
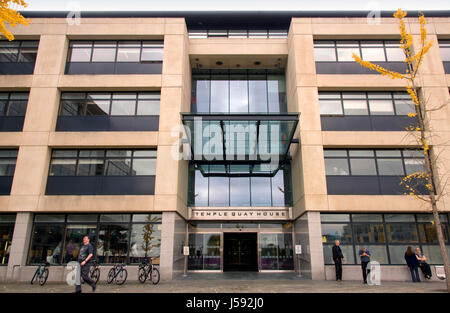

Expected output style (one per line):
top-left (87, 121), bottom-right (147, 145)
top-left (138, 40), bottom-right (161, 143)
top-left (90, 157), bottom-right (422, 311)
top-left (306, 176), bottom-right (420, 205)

top-left (359, 247), bottom-right (371, 284)
top-left (332, 240), bottom-right (344, 281)
top-left (75, 236), bottom-right (96, 293)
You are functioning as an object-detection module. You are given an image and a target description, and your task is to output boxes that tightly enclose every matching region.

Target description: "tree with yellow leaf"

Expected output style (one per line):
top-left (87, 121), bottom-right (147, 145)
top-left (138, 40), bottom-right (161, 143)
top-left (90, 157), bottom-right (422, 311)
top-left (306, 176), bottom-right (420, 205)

top-left (353, 9), bottom-right (449, 292)
top-left (0, 0), bottom-right (29, 41)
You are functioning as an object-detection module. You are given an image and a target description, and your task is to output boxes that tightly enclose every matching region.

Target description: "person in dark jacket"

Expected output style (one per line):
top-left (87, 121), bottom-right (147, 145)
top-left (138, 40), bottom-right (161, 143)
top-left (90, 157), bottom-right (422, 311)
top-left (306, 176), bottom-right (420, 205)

top-left (404, 246), bottom-right (420, 282)
top-left (75, 236), bottom-right (96, 293)
top-left (332, 240), bottom-right (345, 281)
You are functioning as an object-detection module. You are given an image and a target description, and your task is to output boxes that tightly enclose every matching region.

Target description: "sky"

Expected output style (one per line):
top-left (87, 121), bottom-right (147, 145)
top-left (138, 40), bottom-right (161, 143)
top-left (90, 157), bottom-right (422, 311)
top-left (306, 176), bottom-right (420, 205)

top-left (17, 0), bottom-right (450, 11)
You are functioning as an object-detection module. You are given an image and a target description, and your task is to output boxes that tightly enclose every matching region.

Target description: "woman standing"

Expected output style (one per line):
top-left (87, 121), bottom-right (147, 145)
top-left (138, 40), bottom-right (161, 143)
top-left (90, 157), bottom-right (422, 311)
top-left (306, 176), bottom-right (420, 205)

top-left (404, 246), bottom-right (421, 282)
top-left (415, 248), bottom-right (432, 279)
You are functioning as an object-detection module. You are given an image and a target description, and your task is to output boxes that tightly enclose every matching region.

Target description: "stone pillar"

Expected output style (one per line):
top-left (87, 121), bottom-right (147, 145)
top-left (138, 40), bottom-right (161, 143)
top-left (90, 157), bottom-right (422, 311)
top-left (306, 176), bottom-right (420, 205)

top-left (159, 211), bottom-right (186, 280)
top-left (6, 213), bottom-right (33, 281)
top-left (307, 212), bottom-right (325, 280)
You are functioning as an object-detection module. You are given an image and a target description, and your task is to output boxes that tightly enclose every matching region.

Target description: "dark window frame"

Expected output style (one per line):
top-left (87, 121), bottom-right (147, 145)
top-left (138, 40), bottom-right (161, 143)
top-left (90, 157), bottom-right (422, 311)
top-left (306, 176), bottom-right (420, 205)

top-left (314, 40), bottom-right (403, 63)
top-left (48, 149), bottom-right (157, 177)
top-left (58, 92), bottom-right (160, 117)
top-left (0, 40), bottom-right (39, 63)
top-left (324, 149), bottom-right (424, 177)
top-left (0, 214), bottom-right (16, 266)
top-left (321, 213), bottom-right (450, 265)
top-left (27, 213), bottom-right (162, 266)
top-left (319, 91), bottom-right (414, 117)
top-left (66, 40), bottom-right (164, 64)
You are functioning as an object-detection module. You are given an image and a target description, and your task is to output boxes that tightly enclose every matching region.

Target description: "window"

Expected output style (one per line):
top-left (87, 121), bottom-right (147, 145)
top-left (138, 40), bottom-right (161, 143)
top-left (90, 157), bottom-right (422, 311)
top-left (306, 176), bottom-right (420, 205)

top-left (0, 150), bottom-right (17, 176)
top-left (260, 234), bottom-right (293, 270)
top-left (439, 40), bottom-right (450, 62)
top-left (0, 41), bottom-right (38, 63)
top-left (319, 92), bottom-right (415, 116)
top-left (67, 40), bottom-right (163, 63)
top-left (0, 214), bottom-right (15, 265)
top-left (188, 233), bottom-right (221, 270)
top-left (0, 92), bottom-right (29, 117)
top-left (28, 213), bottom-right (162, 265)
top-left (324, 149), bottom-right (425, 177)
top-left (49, 149), bottom-right (157, 177)
top-left (188, 29), bottom-right (288, 39)
top-left (321, 213), bottom-right (450, 265)
top-left (59, 92), bottom-right (160, 117)
top-left (192, 69), bottom-right (286, 114)
top-left (314, 40), bottom-right (404, 63)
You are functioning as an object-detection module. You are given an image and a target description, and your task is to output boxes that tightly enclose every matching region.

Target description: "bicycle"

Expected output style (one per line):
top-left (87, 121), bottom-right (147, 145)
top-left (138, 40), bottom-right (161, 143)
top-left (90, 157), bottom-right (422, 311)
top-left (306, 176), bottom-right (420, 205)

top-left (81, 260), bottom-right (101, 284)
top-left (107, 263), bottom-right (127, 285)
top-left (30, 262), bottom-right (50, 286)
top-left (138, 258), bottom-right (160, 285)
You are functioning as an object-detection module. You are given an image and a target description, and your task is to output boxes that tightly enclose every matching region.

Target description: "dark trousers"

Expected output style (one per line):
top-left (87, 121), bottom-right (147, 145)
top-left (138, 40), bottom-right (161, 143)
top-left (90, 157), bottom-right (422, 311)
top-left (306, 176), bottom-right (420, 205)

top-left (334, 258), bottom-right (343, 280)
top-left (419, 262), bottom-right (432, 278)
top-left (75, 263), bottom-right (95, 292)
top-left (361, 261), bottom-right (370, 283)
top-left (408, 265), bottom-right (421, 282)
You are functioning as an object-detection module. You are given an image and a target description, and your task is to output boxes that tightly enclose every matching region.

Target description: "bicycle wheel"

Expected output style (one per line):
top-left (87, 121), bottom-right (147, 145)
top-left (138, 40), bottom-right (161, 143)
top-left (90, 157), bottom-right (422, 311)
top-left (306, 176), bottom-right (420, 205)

top-left (91, 268), bottom-right (100, 284)
top-left (30, 269), bottom-right (38, 285)
top-left (107, 268), bottom-right (115, 284)
top-left (115, 268), bottom-right (127, 285)
top-left (150, 267), bottom-right (160, 285)
top-left (138, 267), bottom-right (147, 283)
top-left (39, 268), bottom-right (49, 286)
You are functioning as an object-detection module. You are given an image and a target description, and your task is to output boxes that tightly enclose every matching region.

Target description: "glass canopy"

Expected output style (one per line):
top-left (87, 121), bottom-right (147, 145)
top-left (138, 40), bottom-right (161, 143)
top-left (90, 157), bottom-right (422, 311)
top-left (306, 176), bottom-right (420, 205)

top-left (181, 113), bottom-right (299, 167)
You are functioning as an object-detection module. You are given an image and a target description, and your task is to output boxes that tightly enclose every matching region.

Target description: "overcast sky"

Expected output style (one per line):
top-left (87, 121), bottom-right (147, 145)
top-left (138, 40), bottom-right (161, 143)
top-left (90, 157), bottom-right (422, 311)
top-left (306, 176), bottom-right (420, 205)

top-left (19, 0), bottom-right (450, 11)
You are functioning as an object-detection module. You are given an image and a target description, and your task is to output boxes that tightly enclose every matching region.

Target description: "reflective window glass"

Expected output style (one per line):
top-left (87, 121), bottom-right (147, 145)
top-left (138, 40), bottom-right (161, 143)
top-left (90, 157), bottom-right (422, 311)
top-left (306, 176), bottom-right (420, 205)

top-left (131, 158), bottom-right (156, 175)
top-left (314, 48), bottom-right (336, 61)
top-left (230, 177), bottom-right (250, 206)
top-left (97, 224), bottom-right (129, 264)
top-left (368, 100), bottom-right (395, 115)
top-left (386, 223), bottom-right (419, 243)
top-left (28, 224), bottom-right (65, 265)
top-left (110, 100), bottom-right (136, 115)
top-left (353, 223), bottom-right (386, 243)
top-left (361, 48), bottom-right (386, 61)
top-left (343, 100), bottom-right (368, 115)
top-left (349, 158), bottom-right (377, 175)
top-left (251, 177), bottom-right (271, 206)
top-left (321, 223), bottom-right (352, 243)
top-left (377, 159), bottom-right (405, 175)
top-left (320, 100), bottom-right (343, 115)
top-left (325, 159), bottom-right (349, 175)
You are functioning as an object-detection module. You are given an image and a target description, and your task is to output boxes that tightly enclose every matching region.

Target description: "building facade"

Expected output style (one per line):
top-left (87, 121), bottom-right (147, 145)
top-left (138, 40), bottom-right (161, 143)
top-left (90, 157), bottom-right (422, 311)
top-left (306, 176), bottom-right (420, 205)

top-left (0, 11), bottom-right (449, 282)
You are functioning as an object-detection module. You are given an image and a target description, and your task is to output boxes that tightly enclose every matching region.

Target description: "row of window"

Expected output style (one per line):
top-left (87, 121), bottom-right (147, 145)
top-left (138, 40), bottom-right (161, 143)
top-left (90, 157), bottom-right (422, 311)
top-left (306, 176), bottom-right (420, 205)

top-left (0, 92), bottom-right (28, 117)
top-left (0, 41), bottom-right (38, 63)
top-left (188, 29), bottom-right (288, 39)
top-left (324, 149), bottom-right (424, 177)
top-left (314, 40), bottom-right (405, 62)
top-left (321, 213), bottom-right (450, 265)
top-left (27, 213), bottom-right (162, 265)
top-left (49, 149), bottom-right (157, 177)
top-left (59, 92), bottom-right (160, 117)
top-left (67, 41), bottom-right (163, 63)
top-left (192, 69), bottom-right (286, 113)
top-left (319, 92), bottom-right (415, 116)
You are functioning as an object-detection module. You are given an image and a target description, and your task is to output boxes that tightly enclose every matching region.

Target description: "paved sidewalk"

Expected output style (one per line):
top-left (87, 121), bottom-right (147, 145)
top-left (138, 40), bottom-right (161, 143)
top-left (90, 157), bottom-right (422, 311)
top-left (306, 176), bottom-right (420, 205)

top-left (0, 279), bottom-right (447, 293)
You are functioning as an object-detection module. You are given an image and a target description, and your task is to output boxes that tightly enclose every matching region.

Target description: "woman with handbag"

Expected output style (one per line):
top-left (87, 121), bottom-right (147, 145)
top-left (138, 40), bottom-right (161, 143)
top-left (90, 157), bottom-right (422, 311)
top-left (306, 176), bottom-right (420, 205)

top-left (415, 248), bottom-right (432, 279)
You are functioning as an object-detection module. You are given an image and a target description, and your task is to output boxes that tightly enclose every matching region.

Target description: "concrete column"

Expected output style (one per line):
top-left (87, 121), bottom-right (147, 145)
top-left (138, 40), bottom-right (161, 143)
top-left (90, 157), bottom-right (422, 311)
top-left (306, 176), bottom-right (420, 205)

top-left (6, 212), bottom-right (33, 281)
top-left (307, 212), bottom-right (325, 280)
top-left (159, 211), bottom-right (186, 281)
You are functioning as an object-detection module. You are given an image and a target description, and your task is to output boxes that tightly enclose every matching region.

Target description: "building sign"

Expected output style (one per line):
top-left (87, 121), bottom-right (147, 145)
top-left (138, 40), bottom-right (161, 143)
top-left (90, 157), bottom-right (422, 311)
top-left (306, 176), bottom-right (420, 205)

top-left (183, 246), bottom-right (190, 256)
top-left (295, 245), bottom-right (302, 255)
top-left (189, 207), bottom-right (292, 220)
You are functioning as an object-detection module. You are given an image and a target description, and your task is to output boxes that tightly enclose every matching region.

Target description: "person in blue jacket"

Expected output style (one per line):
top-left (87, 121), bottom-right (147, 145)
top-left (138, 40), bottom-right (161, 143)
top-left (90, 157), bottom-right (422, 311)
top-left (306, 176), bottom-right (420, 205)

top-left (404, 246), bottom-right (421, 282)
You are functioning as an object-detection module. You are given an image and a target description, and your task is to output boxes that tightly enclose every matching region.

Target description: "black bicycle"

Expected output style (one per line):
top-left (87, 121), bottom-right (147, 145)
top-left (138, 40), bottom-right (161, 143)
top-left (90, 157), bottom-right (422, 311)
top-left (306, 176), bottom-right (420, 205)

top-left (81, 260), bottom-right (101, 284)
top-left (30, 262), bottom-right (50, 286)
top-left (138, 258), bottom-right (160, 285)
top-left (107, 263), bottom-right (127, 285)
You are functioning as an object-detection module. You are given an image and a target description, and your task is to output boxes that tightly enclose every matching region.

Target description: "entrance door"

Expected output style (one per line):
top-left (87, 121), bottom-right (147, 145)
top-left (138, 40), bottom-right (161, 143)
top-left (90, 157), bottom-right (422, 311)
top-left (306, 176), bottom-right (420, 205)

top-left (223, 233), bottom-right (258, 271)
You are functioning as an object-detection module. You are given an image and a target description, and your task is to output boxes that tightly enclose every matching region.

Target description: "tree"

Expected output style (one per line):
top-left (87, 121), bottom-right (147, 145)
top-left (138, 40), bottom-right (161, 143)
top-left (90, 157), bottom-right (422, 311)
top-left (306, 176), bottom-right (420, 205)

top-left (0, 0), bottom-right (29, 41)
top-left (141, 215), bottom-right (161, 259)
top-left (353, 8), bottom-right (450, 292)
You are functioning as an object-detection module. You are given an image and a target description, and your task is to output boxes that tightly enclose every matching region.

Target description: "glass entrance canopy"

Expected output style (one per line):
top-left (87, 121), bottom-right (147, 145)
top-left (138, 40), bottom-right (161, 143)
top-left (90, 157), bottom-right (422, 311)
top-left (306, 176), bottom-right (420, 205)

top-left (181, 113), bottom-right (299, 167)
